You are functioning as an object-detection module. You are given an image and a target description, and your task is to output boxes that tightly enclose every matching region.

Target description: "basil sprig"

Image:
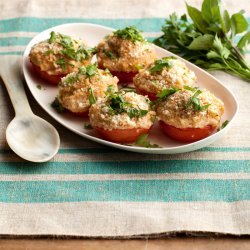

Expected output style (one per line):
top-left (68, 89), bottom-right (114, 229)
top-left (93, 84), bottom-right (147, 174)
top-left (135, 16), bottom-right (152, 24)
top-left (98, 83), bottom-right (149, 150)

top-left (153, 0), bottom-right (250, 81)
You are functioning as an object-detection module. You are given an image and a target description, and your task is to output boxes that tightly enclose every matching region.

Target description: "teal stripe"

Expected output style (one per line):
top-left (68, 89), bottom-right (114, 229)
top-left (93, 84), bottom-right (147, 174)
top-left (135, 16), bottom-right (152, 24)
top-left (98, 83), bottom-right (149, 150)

top-left (0, 17), bottom-right (165, 33)
top-left (0, 160), bottom-right (249, 175)
top-left (1, 17), bottom-right (249, 33)
top-left (0, 179), bottom-right (249, 203)
top-left (1, 147), bottom-right (250, 155)
top-left (0, 51), bottom-right (23, 55)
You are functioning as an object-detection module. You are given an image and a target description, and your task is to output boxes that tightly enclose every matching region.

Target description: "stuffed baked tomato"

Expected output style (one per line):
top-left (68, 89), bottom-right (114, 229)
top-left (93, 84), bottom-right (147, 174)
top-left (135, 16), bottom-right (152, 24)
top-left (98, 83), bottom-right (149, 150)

top-left (156, 88), bottom-right (224, 142)
top-left (89, 91), bottom-right (156, 143)
top-left (96, 26), bottom-right (156, 85)
top-left (29, 31), bottom-right (95, 85)
top-left (56, 64), bottom-right (118, 116)
top-left (133, 57), bottom-right (197, 101)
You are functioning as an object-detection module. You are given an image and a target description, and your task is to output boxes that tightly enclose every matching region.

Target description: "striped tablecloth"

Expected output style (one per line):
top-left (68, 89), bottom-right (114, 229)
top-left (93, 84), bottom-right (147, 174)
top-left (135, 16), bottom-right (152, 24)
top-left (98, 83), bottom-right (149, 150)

top-left (0, 0), bottom-right (249, 236)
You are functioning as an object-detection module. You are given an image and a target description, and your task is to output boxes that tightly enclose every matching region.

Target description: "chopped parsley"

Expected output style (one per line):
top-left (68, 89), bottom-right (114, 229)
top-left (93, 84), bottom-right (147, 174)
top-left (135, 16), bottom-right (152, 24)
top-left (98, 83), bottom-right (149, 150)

top-left (217, 120), bottom-right (229, 131)
top-left (149, 57), bottom-right (176, 73)
top-left (51, 97), bottom-right (65, 113)
top-left (113, 26), bottom-right (145, 43)
top-left (104, 50), bottom-right (116, 59)
top-left (47, 31), bottom-right (95, 69)
top-left (84, 123), bottom-right (93, 130)
top-left (151, 87), bottom-right (179, 107)
top-left (88, 87), bottom-right (96, 105)
top-left (134, 134), bottom-right (160, 148)
top-left (119, 87), bottom-right (136, 93)
top-left (183, 85), bottom-right (198, 91)
top-left (36, 84), bottom-right (42, 90)
top-left (56, 58), bottom-right (67, 70)
top-left (106, 91), bottom-right (148, 119)
top-left (186, 89), bottom-right (210, 111)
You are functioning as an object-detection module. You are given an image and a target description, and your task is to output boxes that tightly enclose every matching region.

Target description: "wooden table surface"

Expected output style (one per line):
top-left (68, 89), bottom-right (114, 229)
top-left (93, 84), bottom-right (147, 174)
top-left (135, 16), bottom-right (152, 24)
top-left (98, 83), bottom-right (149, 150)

top-left (0, 237), bottom-right (249, 250)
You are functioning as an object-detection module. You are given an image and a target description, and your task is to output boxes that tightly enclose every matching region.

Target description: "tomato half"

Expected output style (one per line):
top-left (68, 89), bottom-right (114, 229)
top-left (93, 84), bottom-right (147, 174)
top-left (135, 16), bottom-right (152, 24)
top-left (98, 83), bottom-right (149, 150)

top-left (159, 120), bottom-right (216, 142)
top-left (31, 62), bottom-right (67, 85)
top-left (110, 71), bottom-right (138, 85)
top-left (94, 127), bottom-right (151, 143)
top-left (136, 88), bottom-right (158, 101)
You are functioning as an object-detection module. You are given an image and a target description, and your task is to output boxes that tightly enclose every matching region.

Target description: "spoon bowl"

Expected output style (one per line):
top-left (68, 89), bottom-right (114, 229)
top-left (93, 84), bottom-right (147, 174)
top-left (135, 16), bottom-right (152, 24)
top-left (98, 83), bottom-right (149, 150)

top-left (0, 55), bottom-right (60, 162)
top-left (6, 115), bottom-right (60, 162)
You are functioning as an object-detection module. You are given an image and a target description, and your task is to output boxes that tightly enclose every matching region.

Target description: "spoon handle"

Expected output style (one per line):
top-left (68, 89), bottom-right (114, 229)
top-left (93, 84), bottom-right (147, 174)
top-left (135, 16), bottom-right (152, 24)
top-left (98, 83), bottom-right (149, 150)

top-left (0, 55), bottom-right (33, 116)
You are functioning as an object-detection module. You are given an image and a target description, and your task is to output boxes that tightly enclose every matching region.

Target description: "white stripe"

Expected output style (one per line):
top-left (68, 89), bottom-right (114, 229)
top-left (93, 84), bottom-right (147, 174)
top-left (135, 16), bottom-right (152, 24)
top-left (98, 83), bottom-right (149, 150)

top-left (0, 32), bottom-right (38, 38)
top-left (0, 201), bottom-right (249, 235)
top-left (1, 173), bottom-right (249, 181)
top-left (1, 150), bottom-right (250, 162)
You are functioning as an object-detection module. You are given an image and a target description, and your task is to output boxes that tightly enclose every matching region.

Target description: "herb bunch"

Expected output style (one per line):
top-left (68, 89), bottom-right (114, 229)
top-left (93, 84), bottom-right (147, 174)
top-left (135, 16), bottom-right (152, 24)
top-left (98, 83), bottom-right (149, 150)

top-left (153, 0), bottom-right (250, 81)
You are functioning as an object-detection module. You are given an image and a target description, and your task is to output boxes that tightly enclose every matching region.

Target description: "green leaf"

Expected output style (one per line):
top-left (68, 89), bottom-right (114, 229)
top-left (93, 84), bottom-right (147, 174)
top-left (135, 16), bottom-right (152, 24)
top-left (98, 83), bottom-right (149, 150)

top-left (188, 34), bottom-right (214, 50)
top-left (84, 123), bottom-right (93, 129)
top-left (88, 88), bottom-right (96, 105)
top-left (217, 120), bottom-right (229, 131)
top-left (156, 87), bottom-right (179, 98)
top-left (134, 134), bottom-right (160, 148)
top-left (51, 97), bottom-right (65, 113)
top-left (222, 10), bottom-right (231, 33)
top-left (201, 0), bottom-right (221, 23)
top-left (207, 50), bottom-right (220, 59)
top-left (186, 3), bottom-right (208, 33)
top-left (114, 26), bottom-right (145, 43)
top-left (231, 13), bottom-right (249, 35)
top-left (149, 57), bottom-right (176, 73)
top-left (237, 31), bottom-right (250, 49)
top-left (49, 31), bottom-right (56, 43)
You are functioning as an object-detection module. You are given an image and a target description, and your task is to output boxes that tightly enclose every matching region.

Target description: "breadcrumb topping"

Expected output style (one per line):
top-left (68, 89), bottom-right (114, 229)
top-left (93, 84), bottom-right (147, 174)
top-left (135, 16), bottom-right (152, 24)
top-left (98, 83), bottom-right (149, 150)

top-left (58, 67), bottom-right (118, 113)
top-left (29, 33), bottom-right (94, 75)
top-left (89, 92), bottom-right (156, 130)
top-left (97, 34), bottom-right (157, 72)
top-left (133, 57), bottom-right (197, 95)
top-left (156, 89), bottom-right (224, 128)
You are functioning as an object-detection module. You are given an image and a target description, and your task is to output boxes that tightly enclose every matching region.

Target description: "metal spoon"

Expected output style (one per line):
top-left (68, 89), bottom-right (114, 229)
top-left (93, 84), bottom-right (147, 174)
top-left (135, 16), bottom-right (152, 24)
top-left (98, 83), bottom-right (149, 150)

top-left (0, 55), bottom-right (60, 162)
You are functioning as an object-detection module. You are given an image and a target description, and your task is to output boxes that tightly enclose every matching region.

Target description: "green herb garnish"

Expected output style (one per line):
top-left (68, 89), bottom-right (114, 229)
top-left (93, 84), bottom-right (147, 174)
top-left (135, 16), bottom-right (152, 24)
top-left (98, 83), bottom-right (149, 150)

top-left (150, 57), bottom-right (176, 73)
top-left (218, 120), bottom-right (229, 131)
top-left (104, 50), bottom-right (116, 59)
top-left (48, 31), bottom-right (95, 70)
top-left (151, 87), bottom-right (180, 108)
top-left (183, 85), bottom-right (198, 91)
top-left (56, 58), bottom-right (67, 70)
top-left (186, 89), bottom-right (210, 111)
top-left (119, 87), bottom-right (136, 93)
top-left (135, 134), bottom-right (160, 148)
top-left (84, 123), bottom-right (93, 129)
top-left (88, 87), bottom-right (96, 105)
top-left (49, 31), bottom-right (56, 44)
top-left (106, 91), bottom-right (149, 119)
top-left (36, 84), bottom-right (42, 90)
top-left (51, 97), bottom-right (65, 113)
top-left (153, 0), bottom-right (250, 82)
top-left (114, 26), bottom-right (145, 43)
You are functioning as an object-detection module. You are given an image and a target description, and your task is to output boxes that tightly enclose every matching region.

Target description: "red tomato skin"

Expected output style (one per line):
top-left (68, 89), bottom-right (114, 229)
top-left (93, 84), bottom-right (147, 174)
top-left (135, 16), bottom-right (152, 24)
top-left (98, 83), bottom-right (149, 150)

top-left (159, 120), bottom-right (216, 142)
top-left (94, 127), bottom-right (151, 143)
top-left (135, 88), bottom-right (158, 101)
top-left (98, 65), bottom-right (137, 85)
top-left (31, 62), bottom-right (67, 85)
top-left (110, 71), bottom-right (138, 85)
